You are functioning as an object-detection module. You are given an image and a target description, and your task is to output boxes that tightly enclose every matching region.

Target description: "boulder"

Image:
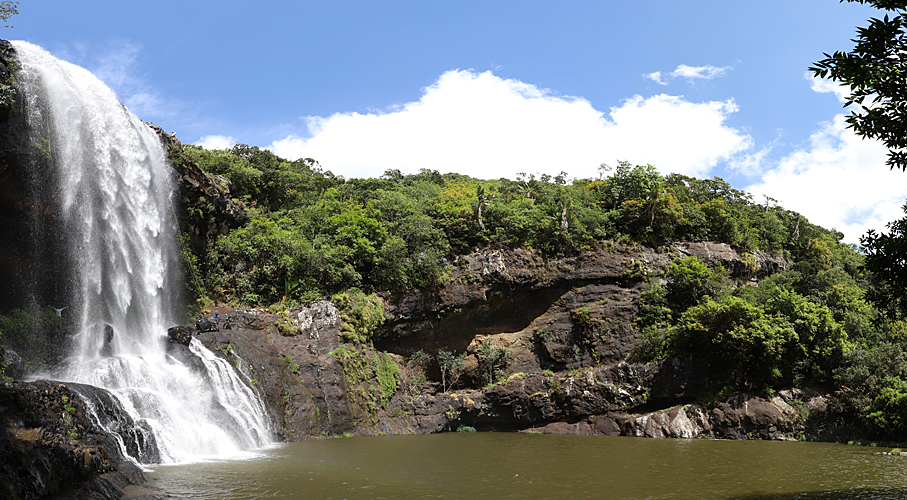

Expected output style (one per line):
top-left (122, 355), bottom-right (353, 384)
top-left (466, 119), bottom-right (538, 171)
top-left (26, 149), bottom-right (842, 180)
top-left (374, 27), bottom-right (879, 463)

top-left (167, 325), bottom-right (194, 346)
top-left (195, 317), bottom-right (218, 333)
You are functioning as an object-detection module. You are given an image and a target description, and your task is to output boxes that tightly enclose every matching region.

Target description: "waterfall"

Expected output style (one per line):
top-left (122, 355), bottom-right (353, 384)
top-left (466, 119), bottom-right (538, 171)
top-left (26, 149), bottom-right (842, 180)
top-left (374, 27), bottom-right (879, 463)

top-left (11, 41), bottom-right (271, 464)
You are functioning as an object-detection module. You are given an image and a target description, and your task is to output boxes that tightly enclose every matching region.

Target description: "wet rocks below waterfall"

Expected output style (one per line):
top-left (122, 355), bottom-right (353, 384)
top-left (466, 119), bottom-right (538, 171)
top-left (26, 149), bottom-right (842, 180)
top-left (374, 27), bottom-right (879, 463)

top-left (0, 380), bottom-right (164, 500)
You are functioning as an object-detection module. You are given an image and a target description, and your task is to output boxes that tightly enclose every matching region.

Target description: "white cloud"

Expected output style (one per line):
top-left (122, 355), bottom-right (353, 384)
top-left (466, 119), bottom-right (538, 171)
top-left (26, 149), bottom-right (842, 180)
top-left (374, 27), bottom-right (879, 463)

top-left (809, 75), bottom-right (851, 104)
top-left (269, 70), bottom-right (751, 180)
top-left (645, 71), bottom-right (666, 85)
top-left (196, 135), bottom-right (237, 150)
top-left (673, 64), bottom-right (731, 81)
top-left (92, 41), bottom-right (140, 89)
top-left (644, 64), bottom-right (731, 85)
top-left (729, 142), bottom-right (775, 177)
top-left (746, 114), bottom-right (905, 243)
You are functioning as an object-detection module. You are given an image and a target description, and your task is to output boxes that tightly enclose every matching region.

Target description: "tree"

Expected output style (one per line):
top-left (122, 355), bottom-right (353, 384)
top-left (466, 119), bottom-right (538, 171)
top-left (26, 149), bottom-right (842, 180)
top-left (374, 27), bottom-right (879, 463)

top-left (669, 296), bottom-right (795, 389)
top-left (475, 340), bottom-right (509, 385)
top-left (0, 1), bottom-right (17, 28)
top-left (437, 348), bottom-right (465, 392)
top-left (810, 0), bottom-right (907, 170)
top-left (862, 203), bottom-right (907, 318)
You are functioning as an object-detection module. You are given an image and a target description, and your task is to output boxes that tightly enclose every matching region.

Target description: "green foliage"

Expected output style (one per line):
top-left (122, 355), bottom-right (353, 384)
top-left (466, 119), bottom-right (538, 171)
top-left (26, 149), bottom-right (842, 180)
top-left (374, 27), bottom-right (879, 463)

top-left (862, 204), bottom-right (907, 319)
top-left (640, 268), bottom-right (855, 391)
top-left (663, 256), bottom-right (731, 318)
top-left (633, 256), bottom-right (733, 362)
top-left (0, 1), bottom-right (17, 26)
top-left (810, 1), bottom-right (907, 171)
top-left (475, 340), bottom-right (510, 385)
top-left (764, 288), bottom-right (848, 381)
top-left (437, 348), bottom-right (466, 392)
top-left (835, 343), bottom-right (907, 440)
top-left (332, 289), bottom-right (386, 345)
top-left (373, 351), bottom-right (401, 407)
top-left (276, 320), bottom-right (303, 336)
top-left (669, 296), bottom-right (795, 389)
top-left (0, 81), bottom-right (15, 114)
top-left (329, 345), bottom-right (400, 424)
top-left (178, 140), bottom-right (822, 306)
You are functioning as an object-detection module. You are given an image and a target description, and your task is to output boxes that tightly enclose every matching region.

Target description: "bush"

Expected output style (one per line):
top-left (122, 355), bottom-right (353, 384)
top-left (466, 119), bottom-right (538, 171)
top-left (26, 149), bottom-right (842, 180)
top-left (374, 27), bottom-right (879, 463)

top-left (668, 296), bottom-right (794, 390)
top-left (332, 289), bottom-right (386, 345)
top-left (475, 340), bottom-right (509, 385)
top-left (437, 348), bottom-right (466, 392)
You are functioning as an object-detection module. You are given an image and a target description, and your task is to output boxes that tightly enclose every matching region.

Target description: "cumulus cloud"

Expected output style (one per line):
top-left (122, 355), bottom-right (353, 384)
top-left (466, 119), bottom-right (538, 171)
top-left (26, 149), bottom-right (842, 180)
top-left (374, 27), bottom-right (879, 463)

top-left (269, 70), bottom-right (751, 180)
top-left (809, 75), bottom-right (851, 104)
top-left (196, 135), bottom-right (237, 150)
top-left (644, 64), bottom-right (731, 85)
top-left (746, 114), bottom-right (905, 243)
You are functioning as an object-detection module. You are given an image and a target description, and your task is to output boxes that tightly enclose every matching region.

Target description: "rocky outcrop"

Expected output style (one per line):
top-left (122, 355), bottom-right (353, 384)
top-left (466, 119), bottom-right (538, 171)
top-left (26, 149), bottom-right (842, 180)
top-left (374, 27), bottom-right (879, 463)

top-left (525, 393), bottom-right (801, 440)
top-left (674, 241), bottom-right (790, 279)
top-left (377, 243), bottom-right (789, 381)
top-left (197, 305), bottom-right (816, 442)
top-left (0, 380), bottom-right (162, 500)
top-left (189, 242), bottom-right (804, 442)
top-left (157, 133), bottom-right (249, 258)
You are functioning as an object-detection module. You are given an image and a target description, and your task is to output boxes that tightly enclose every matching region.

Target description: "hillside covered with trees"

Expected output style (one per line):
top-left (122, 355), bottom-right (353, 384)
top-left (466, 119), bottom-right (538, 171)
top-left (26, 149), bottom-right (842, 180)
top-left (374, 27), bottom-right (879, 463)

top-left (155, 137), bottom-right (907, 442)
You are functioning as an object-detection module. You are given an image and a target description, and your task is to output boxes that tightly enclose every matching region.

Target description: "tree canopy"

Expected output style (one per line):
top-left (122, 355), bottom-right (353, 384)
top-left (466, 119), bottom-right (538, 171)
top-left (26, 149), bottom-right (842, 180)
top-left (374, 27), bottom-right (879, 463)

top-left (0, 1), bottom-right (17, 27)
top-left (810, 0), bottom-right (907, 170)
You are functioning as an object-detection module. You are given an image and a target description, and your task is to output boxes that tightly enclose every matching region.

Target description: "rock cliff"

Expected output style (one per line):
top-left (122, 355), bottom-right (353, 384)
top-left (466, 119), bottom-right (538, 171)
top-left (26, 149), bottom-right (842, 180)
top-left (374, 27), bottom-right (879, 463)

top-left (192, 242), bottom-right (809, 441)
top-left (0, 380), bottom-right (164, 500)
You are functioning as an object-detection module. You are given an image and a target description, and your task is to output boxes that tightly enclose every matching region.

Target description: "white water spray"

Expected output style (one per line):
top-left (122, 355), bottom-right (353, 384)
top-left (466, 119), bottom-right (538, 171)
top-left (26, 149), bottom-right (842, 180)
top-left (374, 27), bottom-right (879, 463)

top-left (12, 41), bottom-right (271, 463)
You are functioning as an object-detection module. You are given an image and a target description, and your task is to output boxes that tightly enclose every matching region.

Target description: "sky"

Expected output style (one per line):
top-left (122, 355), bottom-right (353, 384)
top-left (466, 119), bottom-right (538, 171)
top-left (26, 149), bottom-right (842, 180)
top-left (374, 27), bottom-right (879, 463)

top-left (10, 1), bottom-right (907, 243)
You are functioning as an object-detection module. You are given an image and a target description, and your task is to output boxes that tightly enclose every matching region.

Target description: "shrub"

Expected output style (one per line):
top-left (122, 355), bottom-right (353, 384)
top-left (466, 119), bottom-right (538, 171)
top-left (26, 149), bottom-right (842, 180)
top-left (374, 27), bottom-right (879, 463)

top-left (332, 289), bottom-right (386, 345)
top-left (475, 340), bottom-right (509, 386)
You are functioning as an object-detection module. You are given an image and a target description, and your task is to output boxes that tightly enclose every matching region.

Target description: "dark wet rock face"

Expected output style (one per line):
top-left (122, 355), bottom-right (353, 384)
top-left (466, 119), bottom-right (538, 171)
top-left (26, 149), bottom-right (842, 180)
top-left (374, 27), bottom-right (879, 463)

top-left (158, 134), bottom-right (250, 260)
top-left (0, 347), bottom-right (24, 379)
top-left (0, 380), bottom-right (159, 500)
top-left (0, 41), bottom-right (76, 312)
top-left (68, 383), bottom-right (161, 464)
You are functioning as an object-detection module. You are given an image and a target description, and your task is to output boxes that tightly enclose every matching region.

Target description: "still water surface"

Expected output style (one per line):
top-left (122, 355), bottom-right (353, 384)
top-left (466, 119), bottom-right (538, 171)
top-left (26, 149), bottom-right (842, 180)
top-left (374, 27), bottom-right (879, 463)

top-left (147, 433), bottom-right (907, 499)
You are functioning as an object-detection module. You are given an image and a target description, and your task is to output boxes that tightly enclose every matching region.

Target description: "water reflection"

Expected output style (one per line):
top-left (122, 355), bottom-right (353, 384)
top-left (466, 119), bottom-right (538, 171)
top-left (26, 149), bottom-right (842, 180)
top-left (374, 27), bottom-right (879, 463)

top-left (148, 434), bottom-right (907, 500)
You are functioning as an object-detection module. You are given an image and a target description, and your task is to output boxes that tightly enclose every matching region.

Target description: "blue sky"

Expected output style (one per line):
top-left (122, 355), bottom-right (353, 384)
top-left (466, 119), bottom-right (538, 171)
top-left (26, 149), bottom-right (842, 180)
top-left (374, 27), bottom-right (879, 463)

top-left (11, 1), bottom-right (907, 242)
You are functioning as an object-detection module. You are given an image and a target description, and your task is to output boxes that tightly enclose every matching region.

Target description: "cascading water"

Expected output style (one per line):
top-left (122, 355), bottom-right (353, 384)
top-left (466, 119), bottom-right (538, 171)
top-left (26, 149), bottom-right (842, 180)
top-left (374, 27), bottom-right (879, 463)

top-left (12, 41), bottom-right (271, 463)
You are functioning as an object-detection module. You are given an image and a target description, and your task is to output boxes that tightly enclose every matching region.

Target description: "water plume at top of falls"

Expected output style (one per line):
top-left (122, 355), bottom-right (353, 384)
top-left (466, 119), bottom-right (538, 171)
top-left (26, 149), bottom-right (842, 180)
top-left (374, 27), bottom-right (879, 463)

top-left (11, 40), bottom-right (271, 464)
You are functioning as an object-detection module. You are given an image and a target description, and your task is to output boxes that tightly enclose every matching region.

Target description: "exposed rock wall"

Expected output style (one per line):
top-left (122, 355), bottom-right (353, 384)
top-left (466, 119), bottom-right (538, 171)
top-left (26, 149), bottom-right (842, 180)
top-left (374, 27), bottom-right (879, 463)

top-left (0, 380), bottom-right (161, 500)
top-left (378, 244), bottom-right (789, 380)
top-left (158, 134), bottom-right (249, 257)
top-left (192, 242), bottom-right (804, 442)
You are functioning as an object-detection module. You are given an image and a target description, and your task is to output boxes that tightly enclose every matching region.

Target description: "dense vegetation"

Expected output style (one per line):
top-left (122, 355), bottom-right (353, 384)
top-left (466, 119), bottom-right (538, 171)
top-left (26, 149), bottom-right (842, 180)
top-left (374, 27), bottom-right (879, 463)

top-left (161, 139), bottom-right (907, 441)
top-left (172, 143), bottom-right (815, 304)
